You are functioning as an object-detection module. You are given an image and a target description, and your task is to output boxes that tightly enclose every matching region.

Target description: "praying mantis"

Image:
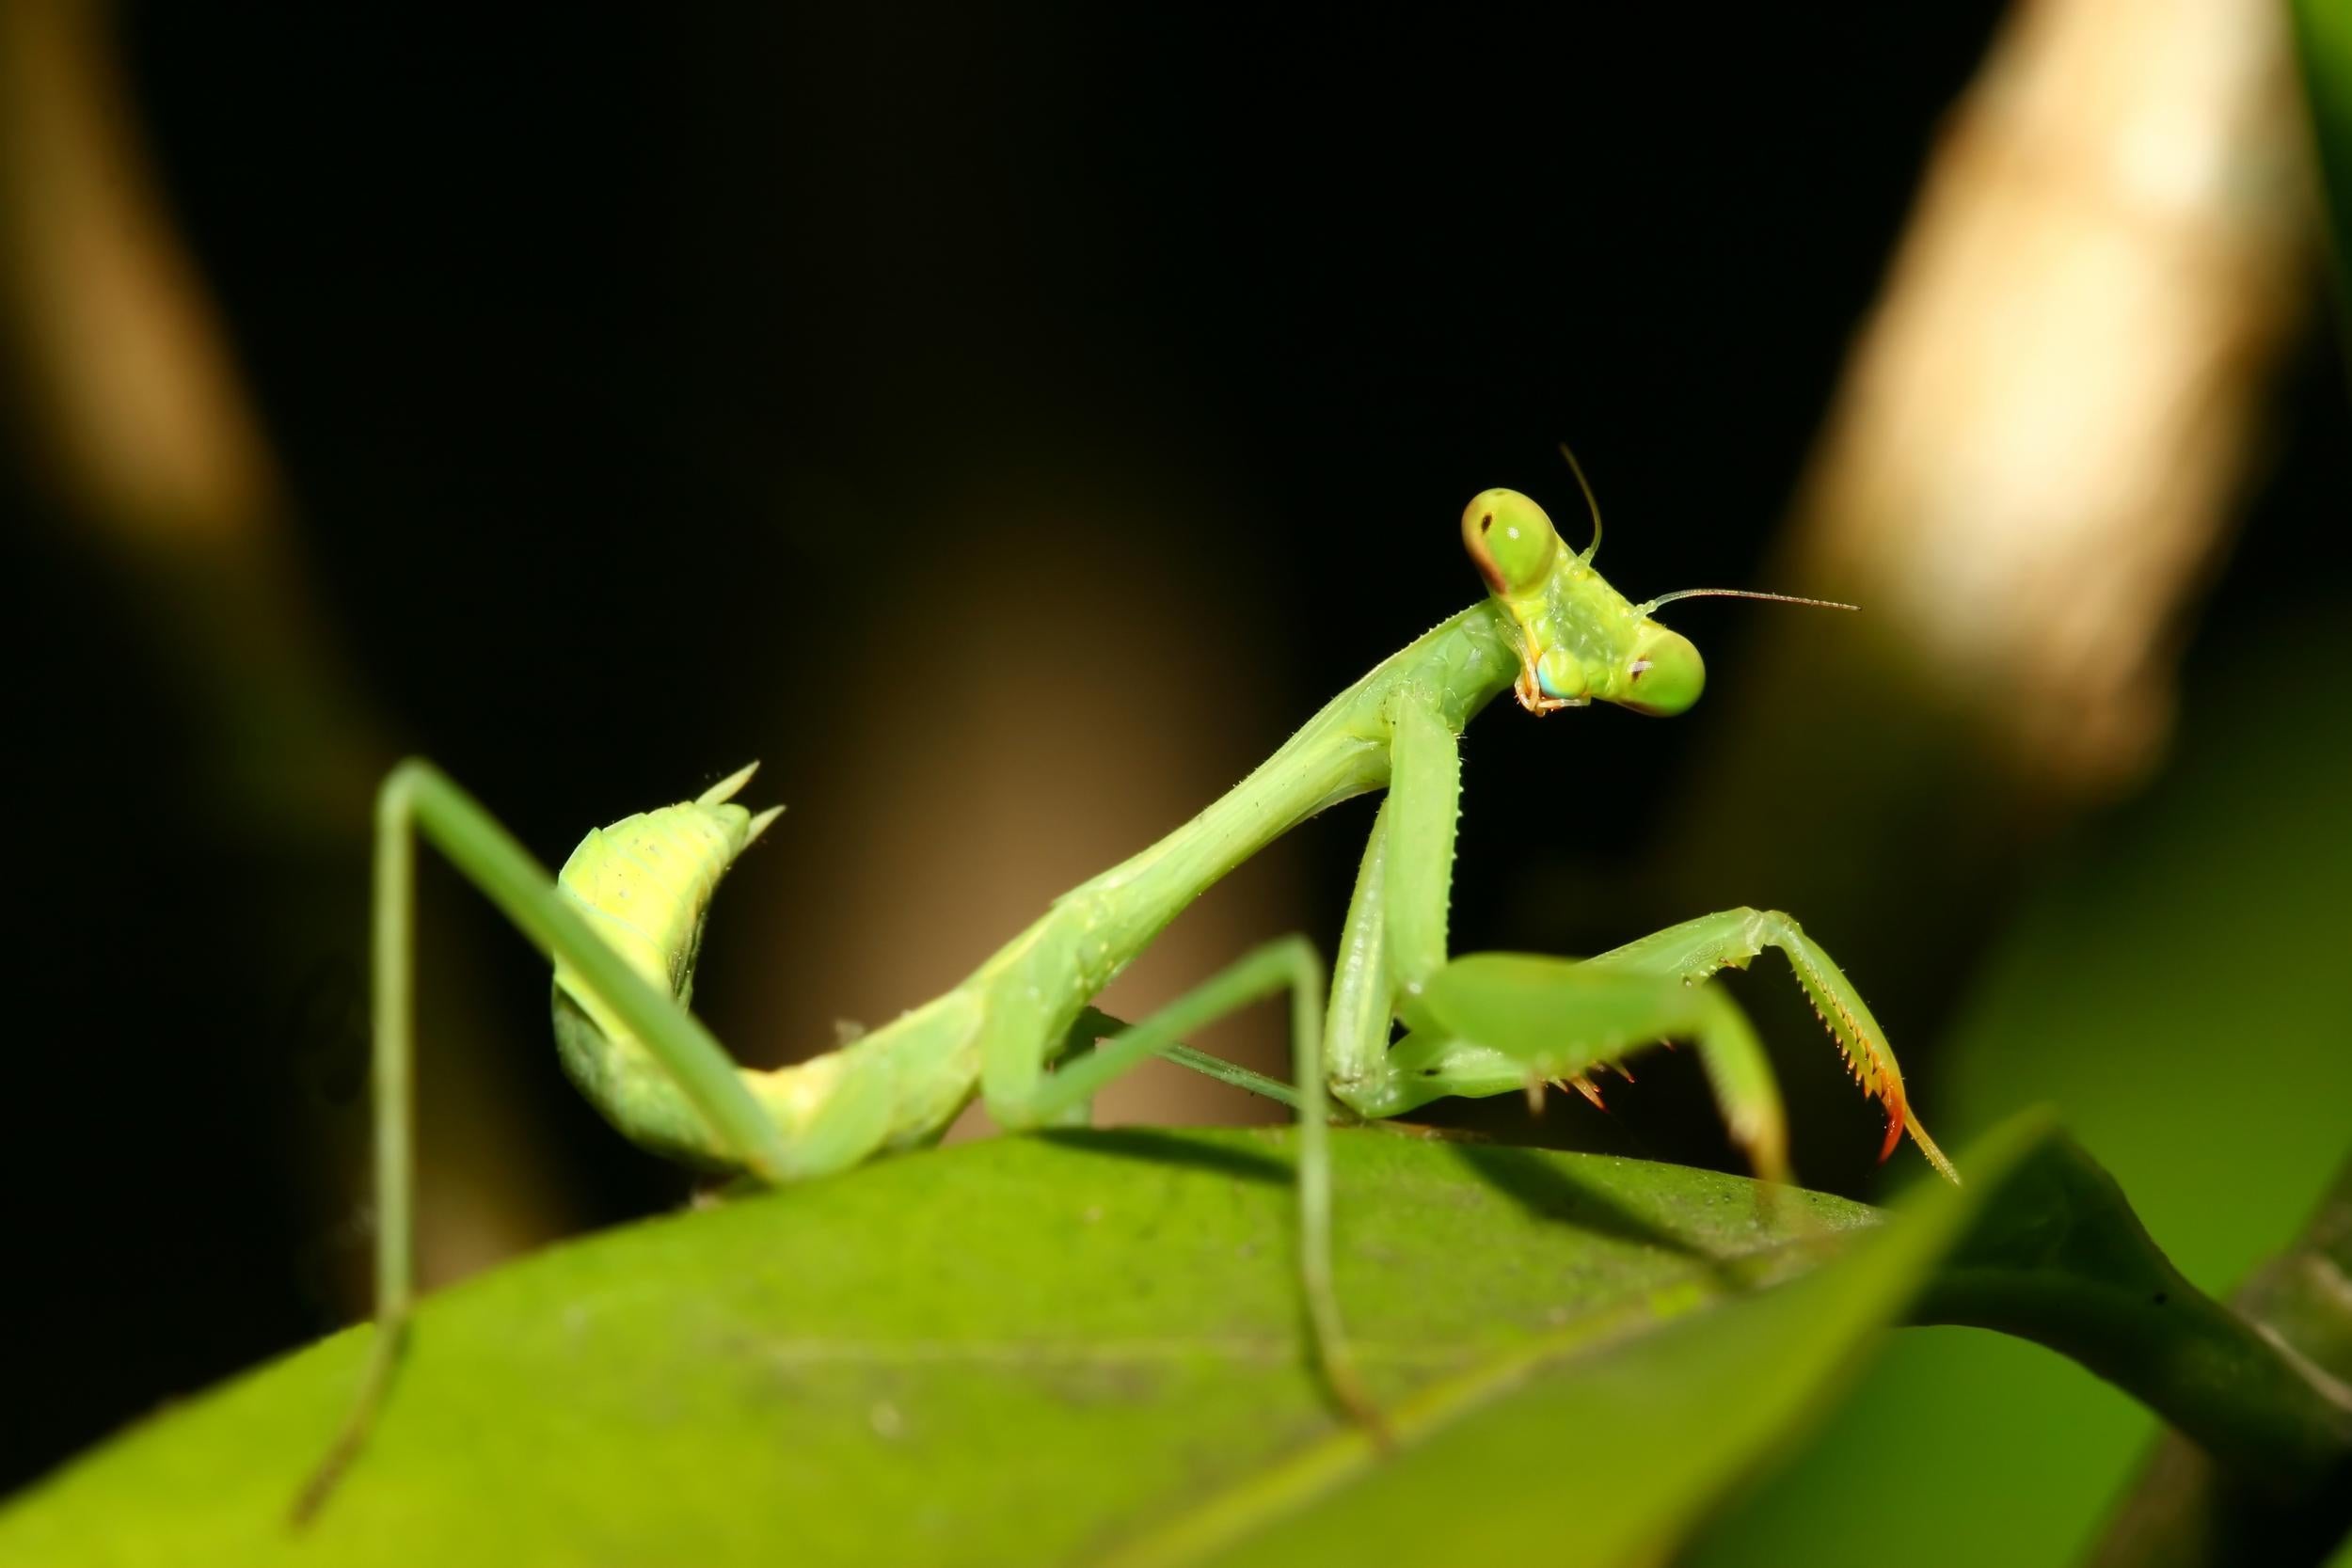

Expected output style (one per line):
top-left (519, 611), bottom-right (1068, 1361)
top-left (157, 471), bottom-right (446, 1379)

top-left (300, 454), bottom-right (1957, 1517)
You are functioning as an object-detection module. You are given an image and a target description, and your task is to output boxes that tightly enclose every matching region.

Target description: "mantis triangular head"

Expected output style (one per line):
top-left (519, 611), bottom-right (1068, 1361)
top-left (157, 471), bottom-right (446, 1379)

top-left (1462, 453), bottom-right (1854, 718)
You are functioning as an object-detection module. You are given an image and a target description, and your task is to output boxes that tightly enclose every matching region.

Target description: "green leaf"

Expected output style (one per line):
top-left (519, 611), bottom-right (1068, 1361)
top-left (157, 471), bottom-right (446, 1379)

top-left (2294, 0), bottom-right (2352, 340)
top-left (1181, 1112), bottom-right (2062, 1568)
top-left (1914, 1131), bottom-right (2352, 1495)
top-left (0, 1111), bottom-right (2271, 1567)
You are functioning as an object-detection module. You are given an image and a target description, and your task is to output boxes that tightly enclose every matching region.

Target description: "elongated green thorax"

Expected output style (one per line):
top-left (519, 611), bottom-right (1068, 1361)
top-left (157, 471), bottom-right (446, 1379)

top-left (1460, 487), bottom-right (1705, 717)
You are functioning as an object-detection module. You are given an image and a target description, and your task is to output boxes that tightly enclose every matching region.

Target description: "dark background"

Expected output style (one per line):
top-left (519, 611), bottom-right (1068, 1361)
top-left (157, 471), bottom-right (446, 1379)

top-left (7, 3), bottom-right (2341, 1506)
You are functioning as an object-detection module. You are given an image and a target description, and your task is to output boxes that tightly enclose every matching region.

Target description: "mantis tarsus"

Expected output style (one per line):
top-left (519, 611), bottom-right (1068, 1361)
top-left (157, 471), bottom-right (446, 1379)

top-left (299, 459), bottom-right (1957, 1518)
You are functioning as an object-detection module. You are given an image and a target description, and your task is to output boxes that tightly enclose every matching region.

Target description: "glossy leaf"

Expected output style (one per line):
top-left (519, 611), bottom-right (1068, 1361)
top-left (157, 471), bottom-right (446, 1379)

top-left (2, 1111), bottom-right (2294, 1568)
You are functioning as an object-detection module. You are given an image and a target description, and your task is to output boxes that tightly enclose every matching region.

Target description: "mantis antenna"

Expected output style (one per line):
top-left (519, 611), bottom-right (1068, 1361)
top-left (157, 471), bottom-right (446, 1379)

top-left (1635, 586), bottom-right (1860, 614)
top-left (1545, 441), bottom-right (1855, 614)
top-left (1558, 440), bottom-right (1606, 562)
top-left (1549, 439), bottom-right (1853, 613)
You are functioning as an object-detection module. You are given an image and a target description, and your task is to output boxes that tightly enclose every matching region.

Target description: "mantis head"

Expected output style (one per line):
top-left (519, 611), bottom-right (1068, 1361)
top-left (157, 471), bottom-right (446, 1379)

top-left (1460, 486), bottom-right (1706, 717)
top-left (1462, 454), bottom-right (1851, 718)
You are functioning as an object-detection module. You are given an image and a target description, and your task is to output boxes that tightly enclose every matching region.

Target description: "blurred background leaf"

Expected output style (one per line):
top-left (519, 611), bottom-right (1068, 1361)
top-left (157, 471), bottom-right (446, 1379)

top-left (2295, 0), bottom-right (2352, 335)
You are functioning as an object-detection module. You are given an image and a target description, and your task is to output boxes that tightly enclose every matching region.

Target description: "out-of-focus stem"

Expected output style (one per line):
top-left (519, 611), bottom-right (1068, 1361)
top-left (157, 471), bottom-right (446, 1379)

top-left (1652, 0), bottom-right (2314, 1104)
top-left (2085, 1155), bottom-right (2352, 1568)
top-left (1801, 0), bottom-right (2308, 792)
top-left (1908, 1135), bottom-right (2352, 1500)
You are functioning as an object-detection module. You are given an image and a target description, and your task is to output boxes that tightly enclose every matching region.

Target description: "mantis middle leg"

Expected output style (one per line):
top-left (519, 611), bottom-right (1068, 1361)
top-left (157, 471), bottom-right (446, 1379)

top-left (981, 935), bottom-right (1378, 1419)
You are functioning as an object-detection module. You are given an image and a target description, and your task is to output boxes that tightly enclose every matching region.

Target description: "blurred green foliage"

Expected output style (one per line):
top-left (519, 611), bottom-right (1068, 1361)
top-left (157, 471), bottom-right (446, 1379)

top-left (1688, 608), bottom-right (2352, 1566)
top-left (1689, 13), bottom-right (2352, 1561)
top-left (2296, 0), bottom-right (2352, 350)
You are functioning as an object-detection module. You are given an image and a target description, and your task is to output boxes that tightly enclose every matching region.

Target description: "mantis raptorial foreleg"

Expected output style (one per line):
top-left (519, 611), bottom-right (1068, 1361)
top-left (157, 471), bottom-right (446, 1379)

top-left (1315, 692), bottom-right (1464, 1097)
top-left (1579, 910), bottom-right (1960, 1179)
top-left (1380, 689), bottom-right (1463, 992)
top-left (1322, 802), bottom-right (1399, 1100)
top-left (1385, 956), bottom-right (1792, 1182)
top-left (1313, 689), bottom-right (1793, 1177)
top-left (1314, 740), bottom-right (1801, 1183)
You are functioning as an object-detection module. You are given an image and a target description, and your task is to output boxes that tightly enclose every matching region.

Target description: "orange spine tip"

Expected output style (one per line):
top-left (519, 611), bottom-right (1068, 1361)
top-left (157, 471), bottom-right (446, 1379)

top-left (1876, 1097), bottom-right (1906, 1163)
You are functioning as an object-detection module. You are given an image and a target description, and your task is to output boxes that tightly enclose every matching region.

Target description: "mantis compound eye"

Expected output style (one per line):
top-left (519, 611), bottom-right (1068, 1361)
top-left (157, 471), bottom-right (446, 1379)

top-left (1535, 648), bottom-right (1588, 704)
top-left (1462, 488), bottom-right (1560, 597)
top-left (1612, 624), bottom-right (1706, 716)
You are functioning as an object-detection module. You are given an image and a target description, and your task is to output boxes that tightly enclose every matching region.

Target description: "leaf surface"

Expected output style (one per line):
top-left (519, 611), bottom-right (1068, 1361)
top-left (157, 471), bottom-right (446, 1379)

top-left (0, 1114), bottom-right (2138, 1567)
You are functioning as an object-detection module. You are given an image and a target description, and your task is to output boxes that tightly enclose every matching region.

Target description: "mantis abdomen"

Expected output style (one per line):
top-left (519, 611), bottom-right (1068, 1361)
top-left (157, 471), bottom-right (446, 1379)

top-left (548, 766), bottom-right (977, 1177)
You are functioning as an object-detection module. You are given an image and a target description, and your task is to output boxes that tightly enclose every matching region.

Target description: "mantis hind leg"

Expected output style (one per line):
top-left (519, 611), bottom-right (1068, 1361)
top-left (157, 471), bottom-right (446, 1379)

top-left (296, 762), bottom-right (792, 1524)
top-left (991, 937), bottom-right (1375, 1426)
top-left (1582, 908), bottom-right (1958, 1182)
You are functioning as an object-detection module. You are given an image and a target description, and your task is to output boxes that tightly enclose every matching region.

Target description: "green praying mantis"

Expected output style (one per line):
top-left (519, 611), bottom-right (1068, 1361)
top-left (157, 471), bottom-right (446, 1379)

top-left (300, 453), bottom-right (1958, 1517)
